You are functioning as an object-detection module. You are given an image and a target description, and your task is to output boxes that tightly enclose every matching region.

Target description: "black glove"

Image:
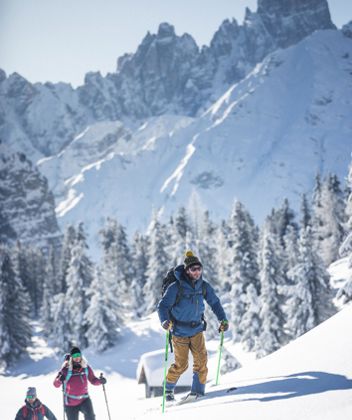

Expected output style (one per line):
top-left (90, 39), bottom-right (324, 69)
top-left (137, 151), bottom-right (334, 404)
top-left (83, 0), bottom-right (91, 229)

top-left (100, 376), bottom-right (107, 385)
top-left (57, 371), bottom-right (65, 383)
top-left (162, 320), bottom-right (172, 330)
top-left (218, 320), bottom-right (229, 333)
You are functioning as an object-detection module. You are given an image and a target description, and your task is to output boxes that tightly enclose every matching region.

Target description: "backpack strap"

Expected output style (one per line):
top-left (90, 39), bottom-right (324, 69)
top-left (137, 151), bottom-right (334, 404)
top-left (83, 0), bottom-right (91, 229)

top-left (64, 367), bottom-right (89, 404)
top-left (22, 406), bottom-right (28, 417)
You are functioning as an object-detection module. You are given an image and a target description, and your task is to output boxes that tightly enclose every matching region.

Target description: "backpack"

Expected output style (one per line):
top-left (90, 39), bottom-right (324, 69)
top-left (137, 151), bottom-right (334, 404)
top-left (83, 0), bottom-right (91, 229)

top-left (161, 265), bottom-right (207, 304)
top-left (22, 404), bottom-right (45, 418)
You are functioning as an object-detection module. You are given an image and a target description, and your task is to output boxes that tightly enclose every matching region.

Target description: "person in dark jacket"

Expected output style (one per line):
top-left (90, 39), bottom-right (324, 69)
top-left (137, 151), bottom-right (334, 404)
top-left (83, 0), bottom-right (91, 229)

top-left (157, 250), bottom-right (229, 402)
top-left (53, 347), bottom-right (106, 420)
top-left (15, 387), bottom-right (57, 420)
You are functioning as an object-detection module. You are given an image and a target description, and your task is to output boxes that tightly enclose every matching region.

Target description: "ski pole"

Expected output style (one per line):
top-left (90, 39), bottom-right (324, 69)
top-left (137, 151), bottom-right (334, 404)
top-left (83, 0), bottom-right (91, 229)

top-left (100, 373), bottom-right (112, 420)
top-left (215, 330), bottom-right (224, 385)
top-left (162, 329), bottom-right (170, 414)
top-left (61, 384), bottom-right (66, 420)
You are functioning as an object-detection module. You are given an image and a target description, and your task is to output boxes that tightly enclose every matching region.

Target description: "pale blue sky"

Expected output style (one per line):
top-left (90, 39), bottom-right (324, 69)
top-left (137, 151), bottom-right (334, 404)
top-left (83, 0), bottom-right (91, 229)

top-left (0, 0), bottom-right (351, 87)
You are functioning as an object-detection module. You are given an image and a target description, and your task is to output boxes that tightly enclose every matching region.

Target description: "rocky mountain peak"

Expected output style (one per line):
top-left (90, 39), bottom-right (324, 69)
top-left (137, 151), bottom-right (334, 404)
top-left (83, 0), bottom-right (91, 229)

top-left (157, 22), bottom-right (176, 38)
top-left (257, 0), bottom-right (336, 47)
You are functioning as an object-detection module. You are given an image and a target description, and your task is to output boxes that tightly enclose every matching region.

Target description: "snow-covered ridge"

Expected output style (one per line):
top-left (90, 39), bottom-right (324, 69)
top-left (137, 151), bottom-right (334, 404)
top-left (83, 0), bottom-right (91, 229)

top-left (51, 29), bottom-right (352, 243)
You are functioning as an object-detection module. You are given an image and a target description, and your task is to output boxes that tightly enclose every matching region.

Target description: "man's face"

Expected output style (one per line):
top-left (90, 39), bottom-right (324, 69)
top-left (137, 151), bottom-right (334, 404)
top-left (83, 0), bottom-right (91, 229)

top-left (26, 396), bottom-right (36, 405)
top-left (187, 265), bottom-right (203, 281)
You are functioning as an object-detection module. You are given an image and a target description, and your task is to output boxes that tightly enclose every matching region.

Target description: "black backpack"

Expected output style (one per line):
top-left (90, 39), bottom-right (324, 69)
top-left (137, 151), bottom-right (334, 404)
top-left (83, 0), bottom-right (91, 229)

top-left (161, 265), bottom-right (207, 304)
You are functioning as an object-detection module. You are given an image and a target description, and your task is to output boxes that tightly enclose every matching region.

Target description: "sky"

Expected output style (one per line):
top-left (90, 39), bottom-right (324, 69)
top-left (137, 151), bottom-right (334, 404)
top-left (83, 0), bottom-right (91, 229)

top-left (0, 0), bottom-right (351, 87)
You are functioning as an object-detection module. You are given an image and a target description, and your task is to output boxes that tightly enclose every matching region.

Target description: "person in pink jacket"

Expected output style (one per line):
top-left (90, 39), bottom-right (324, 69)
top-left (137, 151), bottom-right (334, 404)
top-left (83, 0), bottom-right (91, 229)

top-left (53, 347), bottom-right (106, 420)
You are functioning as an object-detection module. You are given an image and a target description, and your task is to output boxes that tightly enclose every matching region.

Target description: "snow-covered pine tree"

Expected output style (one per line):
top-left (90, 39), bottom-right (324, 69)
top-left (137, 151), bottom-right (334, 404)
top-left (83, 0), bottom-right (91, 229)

top-left (168, 207), bottom-right (193, 265)
top-left (337, 160), bottom-right (352, 304)
top-left (130, 232), bottom-right (149, 315)
top-left (0, 246), bottom-right (32, 367)
top-left (269, 199), bottom-right (297, 249)
top-left (85, 267), bottom-right (122, 351)
top-left (100, 217), bottom-right (134, 314)
top-left (197, 211), bottom-right (219, 288)
top-left (65, 225), bottom-right (94, 348)
top-left (143, 216), bottom-right (170, 315)
top-left (14, 244), bottom-right (46, 317)
top-left (227, 201), bottom-right (260, 344)
top-left (50, 293), bottom-right (72, 353)
top-left (58, 225), bottom-right (76, 294)
top-left (241, 283), bottom-right (261, 351)
top-left (256, 220), bottom-right (286, 357)
top-left (41, 247), bottom-right (56, 334)
top-left (216, 220), bottom-right (232, 292)
top-left (300, 193), bottom-right (311, 230)
top-left (284, 226), bottom-right (335, 339)
top-left (312, 174), bottom-right (346, 266)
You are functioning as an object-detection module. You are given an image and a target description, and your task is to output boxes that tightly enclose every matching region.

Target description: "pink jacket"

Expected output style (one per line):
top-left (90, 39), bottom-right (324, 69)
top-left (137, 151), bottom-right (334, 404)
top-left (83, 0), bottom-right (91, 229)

top-left (54, 363), bottom-right (101, 406)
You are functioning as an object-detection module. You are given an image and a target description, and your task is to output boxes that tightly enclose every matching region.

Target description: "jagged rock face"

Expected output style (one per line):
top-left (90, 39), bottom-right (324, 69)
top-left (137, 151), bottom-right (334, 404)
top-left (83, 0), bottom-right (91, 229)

top-left (0, 73), bottom-right (89, 157)
top-left (257, 0), bottom-right (335, 47)
top-left (0, 0), bottom-right (338, 159)
top-left (342, 21), bottom-right (352, 39)
top-left (111, 23), bottom-right (200, 117)
top-left (0, 143), bottom-right (61, 247)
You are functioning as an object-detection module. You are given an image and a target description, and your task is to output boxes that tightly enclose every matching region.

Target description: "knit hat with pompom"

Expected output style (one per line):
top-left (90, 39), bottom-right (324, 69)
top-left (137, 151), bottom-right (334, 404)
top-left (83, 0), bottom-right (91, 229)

top-left (183, 250), bottom-right (202, 270)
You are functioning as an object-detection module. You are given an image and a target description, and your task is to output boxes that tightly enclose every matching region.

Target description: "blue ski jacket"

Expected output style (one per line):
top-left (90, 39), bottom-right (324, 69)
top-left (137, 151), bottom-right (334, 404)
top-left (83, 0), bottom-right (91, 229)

top-left (157, 265), bottom-right (227, 337)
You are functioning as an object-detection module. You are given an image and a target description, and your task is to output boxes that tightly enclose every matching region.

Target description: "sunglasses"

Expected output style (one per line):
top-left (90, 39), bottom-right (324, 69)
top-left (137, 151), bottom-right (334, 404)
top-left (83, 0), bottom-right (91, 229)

top-left (26, 396), bottom-right (36, 400)
top-left (71, 353), bottom-right (81, 358)
top-left (189, 266), bottom-right (202, 272)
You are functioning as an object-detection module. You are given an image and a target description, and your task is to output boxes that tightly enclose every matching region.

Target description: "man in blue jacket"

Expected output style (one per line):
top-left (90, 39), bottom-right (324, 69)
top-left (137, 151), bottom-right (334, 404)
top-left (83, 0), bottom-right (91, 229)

top-left (157, 250), bottom-right (229, 402)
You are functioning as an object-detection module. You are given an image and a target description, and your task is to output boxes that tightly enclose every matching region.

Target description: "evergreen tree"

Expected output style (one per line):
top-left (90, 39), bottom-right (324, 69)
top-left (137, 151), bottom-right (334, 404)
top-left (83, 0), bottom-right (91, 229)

top-left (0, 246), bottom-right (32, 367)
top-left (58, 225), bottom-right (76, 294)
top-left (41, 247), bottom-right (56, 334)
top-left (85, 267), bottom-right (122, 351)
top-left (197, 211), bottom-right (219, 288)
top-left (228, 201), bottom-right (260, 343)
top-left (50, 293), bottom-right (72, 353)
top-left (337, 161), bottom-right (352, 304)
top-left (99, 218), bottom-right (126, 321)
top-left (143, 216), bottom-right (169, 314)
top-left (14, 244), bottom-right (46, 317)
top-left (312, 174), bottom-right (346, 266)
top-left (241, 283), bottom-right (261, 351)
top-left (168, 207), bottom-right (192, 265)
top-left (256, 221), bottom-right (286, 357)
top-left (285, 227), bottom-right (335, 338)
top-left (100, 217), bottom-right (134, 314)
top-left (65, 225), bottom-right (94, 348)
top-left (300, 193), bottom-right (311, 230)
top-left (130, 232), bottom-right (149, 315)
top-left (269, 199), bottom-right (297, 249)
top-left (216, 220), bottom-right (232, 292)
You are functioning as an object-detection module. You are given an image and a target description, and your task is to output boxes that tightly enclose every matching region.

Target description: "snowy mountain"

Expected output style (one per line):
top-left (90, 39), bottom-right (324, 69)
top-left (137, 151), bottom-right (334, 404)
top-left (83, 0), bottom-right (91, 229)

top-left (1, 303), bottom-right (351, 419)
top-left (46, 28), bottom-right (352, 243)
top-left (0, 0), bottom-right (335, 159)
top-left (0, 0), bottom-right (350, 244)
top-left (0, 142), bottom-right (61, 247)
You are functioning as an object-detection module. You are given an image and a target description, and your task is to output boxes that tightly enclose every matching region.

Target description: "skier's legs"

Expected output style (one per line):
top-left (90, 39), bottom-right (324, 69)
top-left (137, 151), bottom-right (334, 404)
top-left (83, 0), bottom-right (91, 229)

top-left (65, 405), bottom-right (79, 420)
top-left (78, 398), bottom-right (96, 420)
top-left (189, 332), bottom-right (208, 394)
top-left (166, 335), bottom-right (190, 386)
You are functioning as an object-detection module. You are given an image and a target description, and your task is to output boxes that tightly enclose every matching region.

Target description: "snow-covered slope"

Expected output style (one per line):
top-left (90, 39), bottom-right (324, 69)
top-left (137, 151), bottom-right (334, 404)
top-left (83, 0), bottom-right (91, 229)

top-left (141, 304), bottom-right (352, 420)
top-left (1, 304), bottom-right (351, 419)
top-left (54, 29), bottom-right (352, 241)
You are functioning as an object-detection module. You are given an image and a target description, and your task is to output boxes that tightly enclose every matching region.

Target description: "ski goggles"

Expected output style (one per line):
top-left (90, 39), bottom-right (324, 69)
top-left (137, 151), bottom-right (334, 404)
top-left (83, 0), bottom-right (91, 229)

top-left (189, 265), bottom-right (202, 272)
top-left (71, 353), bottom-right (81, 358)
top-left (26, 395), bottom-right (36, 399)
